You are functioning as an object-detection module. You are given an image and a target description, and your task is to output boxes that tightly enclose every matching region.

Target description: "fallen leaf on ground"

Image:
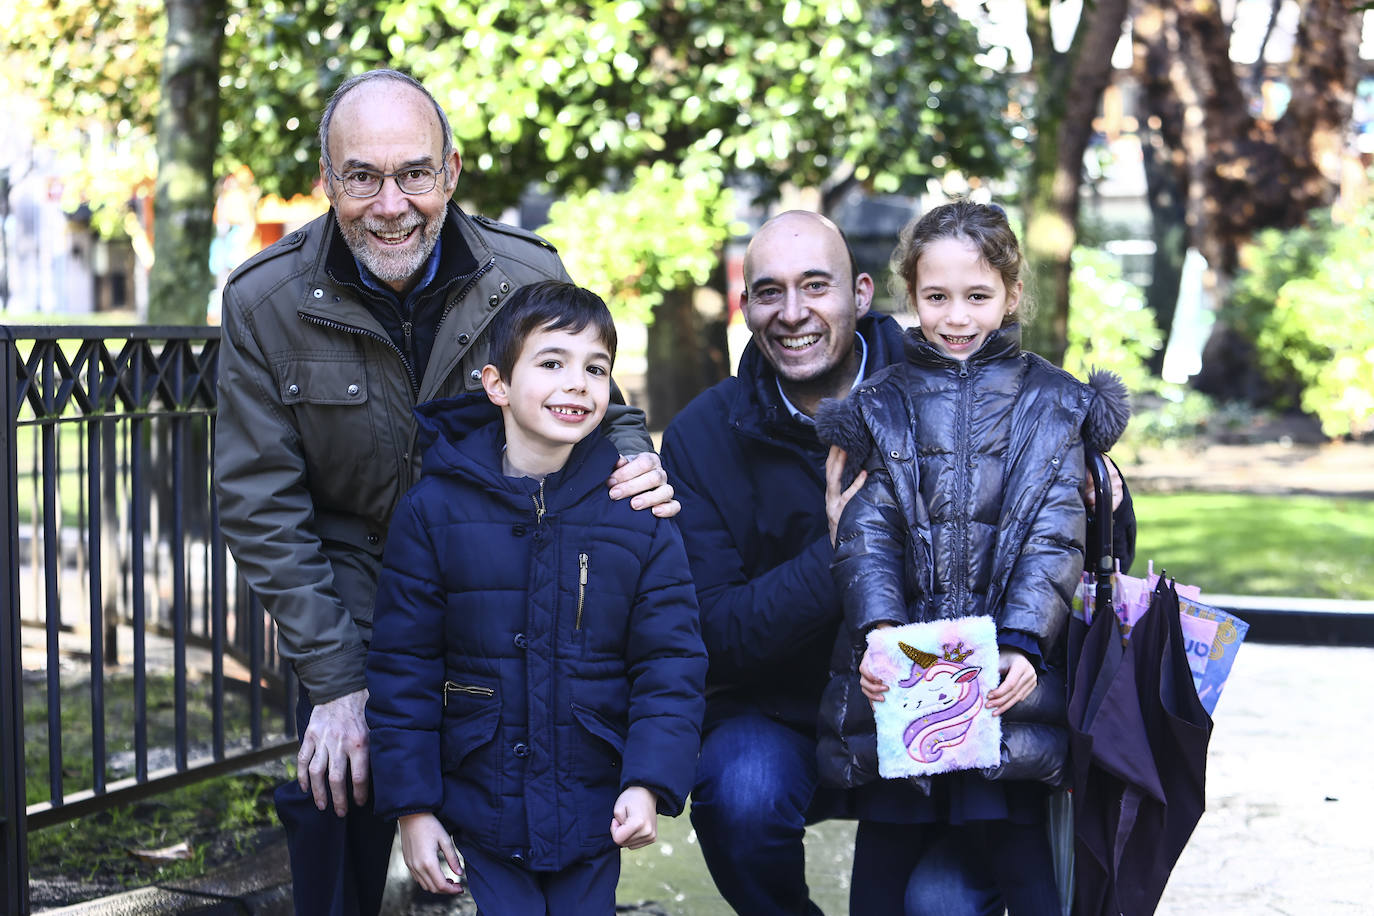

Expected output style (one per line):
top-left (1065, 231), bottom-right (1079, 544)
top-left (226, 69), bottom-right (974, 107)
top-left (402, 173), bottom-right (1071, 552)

top-left (128, 841), bottom-right (193, 863)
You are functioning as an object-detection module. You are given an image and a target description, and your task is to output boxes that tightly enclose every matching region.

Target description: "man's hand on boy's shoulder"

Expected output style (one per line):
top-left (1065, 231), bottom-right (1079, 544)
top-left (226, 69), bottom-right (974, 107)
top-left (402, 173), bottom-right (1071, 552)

top-left (608, 452), bottom-right (680, 518)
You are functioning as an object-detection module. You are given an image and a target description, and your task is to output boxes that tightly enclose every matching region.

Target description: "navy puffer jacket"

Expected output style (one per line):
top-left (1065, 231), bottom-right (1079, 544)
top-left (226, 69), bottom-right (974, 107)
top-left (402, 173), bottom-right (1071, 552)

top-left (366, 398), bottom-right (707, 871)
top-left (814, 325), bottom-right (1130, 791)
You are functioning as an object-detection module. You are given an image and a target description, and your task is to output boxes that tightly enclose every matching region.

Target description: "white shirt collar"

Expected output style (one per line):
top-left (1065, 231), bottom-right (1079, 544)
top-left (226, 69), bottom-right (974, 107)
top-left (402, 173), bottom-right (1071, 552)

top-left (776, 332), bottom-right (868, 426)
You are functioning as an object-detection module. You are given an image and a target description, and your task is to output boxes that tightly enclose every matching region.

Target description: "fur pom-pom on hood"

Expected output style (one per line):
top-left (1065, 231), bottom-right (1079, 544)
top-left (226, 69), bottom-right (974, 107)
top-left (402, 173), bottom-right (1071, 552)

top-left (814, 395), bottom-right (875, 485)
top-left (1083, 368), bottom-right (1131, 453)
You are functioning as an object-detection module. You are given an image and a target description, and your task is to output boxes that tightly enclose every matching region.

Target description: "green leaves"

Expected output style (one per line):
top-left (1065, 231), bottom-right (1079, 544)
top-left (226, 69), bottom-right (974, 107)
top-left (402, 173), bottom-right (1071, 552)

top-left (1239, 210), bottom-right (1374, 438)
top-left (538, 161), bottom-right (740, 325)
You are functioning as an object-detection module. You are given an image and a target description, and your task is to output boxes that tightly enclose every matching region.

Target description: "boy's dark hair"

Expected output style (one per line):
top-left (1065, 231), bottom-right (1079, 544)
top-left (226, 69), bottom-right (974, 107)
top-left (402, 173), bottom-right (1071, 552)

top-left (486, 280), bottom-right (618, 380)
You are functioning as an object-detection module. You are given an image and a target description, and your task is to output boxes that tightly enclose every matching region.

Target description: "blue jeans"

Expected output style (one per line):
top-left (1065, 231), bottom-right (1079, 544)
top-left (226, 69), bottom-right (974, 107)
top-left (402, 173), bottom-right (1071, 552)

top-left (274, 690), bottom-right (395, 916)
top-left (690, 712), bottom-right (828, 916)
top-left (850, 819), bottom-right (1061, 916)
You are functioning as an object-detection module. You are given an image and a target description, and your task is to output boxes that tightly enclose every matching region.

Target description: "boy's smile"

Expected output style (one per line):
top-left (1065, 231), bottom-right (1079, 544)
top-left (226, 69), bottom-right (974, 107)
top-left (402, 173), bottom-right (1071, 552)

top-left (483, 323), bottom-right (613, 478)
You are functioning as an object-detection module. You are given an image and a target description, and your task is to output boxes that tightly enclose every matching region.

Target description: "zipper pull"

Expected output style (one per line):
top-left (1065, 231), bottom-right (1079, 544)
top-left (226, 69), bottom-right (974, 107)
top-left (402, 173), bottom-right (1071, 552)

top-left (442, 680), bottom-right (454, 708)
top-left (576, 552), bottom-right (588, 630)
top-left (402, 320), bottom-right (413, 340)
top-left (532, 480), bottom-right (547, 524)
top-left (959, 361), bottom-right (969, 378)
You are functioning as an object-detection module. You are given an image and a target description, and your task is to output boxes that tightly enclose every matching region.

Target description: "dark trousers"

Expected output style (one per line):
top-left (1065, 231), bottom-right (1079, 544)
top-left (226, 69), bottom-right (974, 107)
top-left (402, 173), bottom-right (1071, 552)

top-left (274, 690), bottom-right (395, 916)
top-left (689, 712), bottom-right (828, 916)
top-left (850, 818), bottom-right (1061, 916)
top-left (458, 842), bottom-right (619, 915)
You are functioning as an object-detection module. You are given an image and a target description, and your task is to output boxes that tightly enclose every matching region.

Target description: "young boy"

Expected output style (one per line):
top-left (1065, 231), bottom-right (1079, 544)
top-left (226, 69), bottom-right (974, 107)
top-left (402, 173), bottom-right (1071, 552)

top-left (365, 280), bottom-right (707, 914)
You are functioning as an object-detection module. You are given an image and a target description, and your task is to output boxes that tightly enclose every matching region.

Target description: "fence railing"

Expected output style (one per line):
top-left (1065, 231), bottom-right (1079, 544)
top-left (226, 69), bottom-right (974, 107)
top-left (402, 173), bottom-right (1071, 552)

top-left (0, 326), bottom-right (296, 915)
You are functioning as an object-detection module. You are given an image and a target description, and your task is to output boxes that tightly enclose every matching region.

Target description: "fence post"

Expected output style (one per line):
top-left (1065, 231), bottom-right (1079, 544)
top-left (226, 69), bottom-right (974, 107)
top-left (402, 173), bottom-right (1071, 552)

top-left (1, 326), bottom-right (30, 915)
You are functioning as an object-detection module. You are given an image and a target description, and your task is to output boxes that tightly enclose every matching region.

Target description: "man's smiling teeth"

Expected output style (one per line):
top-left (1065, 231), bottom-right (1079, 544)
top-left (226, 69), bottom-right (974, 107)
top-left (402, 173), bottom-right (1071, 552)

top-left (370, 226), bottom-right (416, 242)
top-left (780, 334), bottom-right (821, 350)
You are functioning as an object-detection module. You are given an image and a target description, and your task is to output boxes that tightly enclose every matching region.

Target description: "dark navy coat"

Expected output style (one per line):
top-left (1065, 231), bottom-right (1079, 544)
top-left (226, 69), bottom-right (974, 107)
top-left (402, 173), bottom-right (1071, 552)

top-left (365, 399), bottom-right (707, 871)
top-left (659, 314), bottom-right (910, 733)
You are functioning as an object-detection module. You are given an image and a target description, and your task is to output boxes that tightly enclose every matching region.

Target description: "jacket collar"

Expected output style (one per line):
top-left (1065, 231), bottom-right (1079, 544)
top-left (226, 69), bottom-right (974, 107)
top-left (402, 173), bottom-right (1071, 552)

top-left (411, 395), bottom-right (618, 509)
top-left (903, 322), bottom-right (1022, 369)
top-left (730, 313), bottom-right (908, 442)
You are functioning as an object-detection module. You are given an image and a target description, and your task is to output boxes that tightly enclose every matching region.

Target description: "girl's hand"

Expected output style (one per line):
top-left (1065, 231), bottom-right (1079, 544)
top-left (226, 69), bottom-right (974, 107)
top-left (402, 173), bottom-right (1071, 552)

top-left (986, 648), bottom-right (1037, 717)
top-left (398, 812), bottom-right (465, 895)
top-left (859, 623), bottom-right (894, 704)
top-left (610, 786), bottom-right (658, 849)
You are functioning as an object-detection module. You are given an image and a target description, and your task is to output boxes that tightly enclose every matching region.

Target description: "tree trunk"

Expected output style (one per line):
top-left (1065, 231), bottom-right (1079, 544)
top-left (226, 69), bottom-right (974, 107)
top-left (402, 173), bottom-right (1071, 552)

top-left (1020, 0), bottom-right (1130, 366)
top-left (644, 286), bottom-right (729, 429)
top-left (1131, 2), bottom-right (1192, 377)
top-left (1152, 0), bottom-right (1362, 400)
top-left (149, 0), bottom-right (227, 325)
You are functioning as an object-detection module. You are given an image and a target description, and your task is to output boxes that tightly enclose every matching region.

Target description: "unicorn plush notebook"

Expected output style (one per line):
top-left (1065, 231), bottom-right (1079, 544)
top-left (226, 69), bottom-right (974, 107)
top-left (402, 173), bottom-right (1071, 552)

top-left (866, 616), bottom-right (1003, 779)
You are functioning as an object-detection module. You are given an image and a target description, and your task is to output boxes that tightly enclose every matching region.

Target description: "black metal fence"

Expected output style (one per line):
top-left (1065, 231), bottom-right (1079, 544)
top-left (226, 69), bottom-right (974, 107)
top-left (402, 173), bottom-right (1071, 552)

top-left (0, 326), bottom-right (296, 915)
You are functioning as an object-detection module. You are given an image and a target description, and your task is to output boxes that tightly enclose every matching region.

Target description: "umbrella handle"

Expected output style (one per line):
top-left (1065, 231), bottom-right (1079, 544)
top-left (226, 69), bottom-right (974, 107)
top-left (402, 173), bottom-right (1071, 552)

top-left (1086, 448), bottom-right (1115, 612)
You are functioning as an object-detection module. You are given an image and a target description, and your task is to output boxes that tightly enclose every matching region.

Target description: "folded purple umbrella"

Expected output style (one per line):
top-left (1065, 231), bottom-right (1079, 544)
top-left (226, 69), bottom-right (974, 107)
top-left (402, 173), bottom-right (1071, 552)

top-left (1069, 577), bottom-right (1213, 915)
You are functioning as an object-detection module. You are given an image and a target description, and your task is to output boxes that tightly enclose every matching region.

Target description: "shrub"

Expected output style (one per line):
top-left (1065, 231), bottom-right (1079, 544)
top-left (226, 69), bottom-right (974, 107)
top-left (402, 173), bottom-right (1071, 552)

top-left (1062, 247), bottom-right (1162, 397)
top-left (1229, 207), bottom-right (1374, 438)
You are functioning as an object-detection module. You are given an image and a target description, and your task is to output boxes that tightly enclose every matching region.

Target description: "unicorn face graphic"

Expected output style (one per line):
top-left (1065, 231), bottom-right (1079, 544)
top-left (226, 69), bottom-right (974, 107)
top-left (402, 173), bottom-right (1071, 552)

top-left (895, 642), bottom-right (985, 764)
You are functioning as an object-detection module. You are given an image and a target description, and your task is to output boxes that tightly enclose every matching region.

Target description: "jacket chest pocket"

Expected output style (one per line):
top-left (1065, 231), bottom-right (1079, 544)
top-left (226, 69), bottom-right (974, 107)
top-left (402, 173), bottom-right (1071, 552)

top-left (274, 355), bottom-right (379, 475)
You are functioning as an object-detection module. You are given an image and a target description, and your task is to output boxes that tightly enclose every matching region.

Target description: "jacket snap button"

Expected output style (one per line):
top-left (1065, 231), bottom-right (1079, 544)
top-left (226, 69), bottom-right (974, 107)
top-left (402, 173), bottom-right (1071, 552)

top-left (488, 293), bottom-right (499, 307)
top-left (890, 450), bottom-right (900, 459)
top-left (509, 852), bottom-right (525, 865)
top-left (346, 384), bottom-right (359, 397)
top-left (366, 533), bottom-right (379, 545)
top-left (312, 288), bottom-right (323, 299)
top-left (499, 281), bottom-right (510, 293)
top-left (470, 369), bottom-right (481, 383)
top-left (286, 383), bottom-right (299, 397)
top-left (457, 333), bottom-right (470, 345)
top-left (513, 742), bottom-right (530, 758)
top-left (513, 633), bottom-right (527, 649)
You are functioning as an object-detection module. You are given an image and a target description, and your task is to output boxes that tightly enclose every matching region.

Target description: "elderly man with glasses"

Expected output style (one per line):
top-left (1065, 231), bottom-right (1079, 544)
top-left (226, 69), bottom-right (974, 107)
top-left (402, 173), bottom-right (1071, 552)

top-left (214, 68), bottom-right (677, 916)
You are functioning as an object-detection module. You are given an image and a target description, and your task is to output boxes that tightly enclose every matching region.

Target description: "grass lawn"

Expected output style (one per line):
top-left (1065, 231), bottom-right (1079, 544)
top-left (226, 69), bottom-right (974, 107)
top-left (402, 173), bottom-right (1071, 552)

top-left (1131, 492), bottom-right (1374, 600)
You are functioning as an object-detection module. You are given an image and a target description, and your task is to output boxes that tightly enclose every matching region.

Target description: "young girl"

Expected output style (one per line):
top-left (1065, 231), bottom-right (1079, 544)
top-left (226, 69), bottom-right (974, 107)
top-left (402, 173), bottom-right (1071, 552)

top-left (815, 200), bottom-right (1130, 915)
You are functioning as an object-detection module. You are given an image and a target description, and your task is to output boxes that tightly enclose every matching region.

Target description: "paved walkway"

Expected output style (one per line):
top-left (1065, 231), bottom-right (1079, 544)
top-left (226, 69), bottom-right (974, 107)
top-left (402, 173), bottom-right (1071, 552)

top-left (1154, 641), bottom-right (1374, 915)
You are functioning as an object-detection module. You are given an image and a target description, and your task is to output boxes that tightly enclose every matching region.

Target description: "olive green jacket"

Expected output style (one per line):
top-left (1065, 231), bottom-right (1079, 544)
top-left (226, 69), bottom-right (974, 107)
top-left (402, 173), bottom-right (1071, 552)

top-left (214, 202), bottom-right (651, 704)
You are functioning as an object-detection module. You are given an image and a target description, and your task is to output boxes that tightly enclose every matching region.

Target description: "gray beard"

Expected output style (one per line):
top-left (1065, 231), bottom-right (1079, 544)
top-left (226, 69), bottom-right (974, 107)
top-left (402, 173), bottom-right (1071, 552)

top-left (342, 214), bottom-right (443, 288)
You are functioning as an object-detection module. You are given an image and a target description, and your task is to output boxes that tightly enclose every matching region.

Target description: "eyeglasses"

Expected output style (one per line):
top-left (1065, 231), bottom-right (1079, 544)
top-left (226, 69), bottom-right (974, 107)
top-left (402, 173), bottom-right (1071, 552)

top-left (325, 162), bottom-right (445, 199)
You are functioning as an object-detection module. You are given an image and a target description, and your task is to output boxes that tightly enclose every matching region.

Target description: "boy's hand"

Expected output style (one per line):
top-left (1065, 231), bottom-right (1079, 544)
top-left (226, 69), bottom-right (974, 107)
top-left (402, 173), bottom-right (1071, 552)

top-left (398, 813), bottom-right (465, 896)
top-left (609, 452), bottom-right (679, 518)
top-left (610, 786), bottom-right (658, 849)
top-left (987, 648), bottom-right (1037, 717)
top-left (825, 445), bottom-right (867, 548)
